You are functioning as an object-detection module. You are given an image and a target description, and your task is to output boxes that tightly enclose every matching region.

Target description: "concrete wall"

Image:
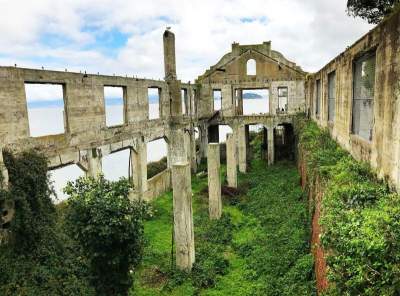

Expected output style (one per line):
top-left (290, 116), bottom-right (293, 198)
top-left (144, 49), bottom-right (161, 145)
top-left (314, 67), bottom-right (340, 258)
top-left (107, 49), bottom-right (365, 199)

top-left (195, 42), bottom-right (306, 119)
top-left (0, 67), bottom-right (196, 170)
top-left (143, 169), bottom-right (171, 201)
top-left (305, 10), bottom-right (400, 189)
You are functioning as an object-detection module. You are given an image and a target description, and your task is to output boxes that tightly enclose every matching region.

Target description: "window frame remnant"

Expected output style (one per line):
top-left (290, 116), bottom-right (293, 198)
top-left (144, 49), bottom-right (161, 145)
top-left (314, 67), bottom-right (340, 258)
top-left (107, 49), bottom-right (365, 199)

top-left (213, 89), bottom-right (222, 111)
top-left (351, 51), bottom-right (376, 141)
top-left (104, 85), bottom-right (126, 127)
top-left (277, 87), bottom-right (288, 113)
top-left (148, 87), bottom-right (162, 120)
top-left (246, 59), bottom-right (256, 76)
top-left (328, 71), bottom-right (336, 123)
top-left (24, 82), bottom-right (66, 137)
top-left (315, 79), bottom-right (321, 118)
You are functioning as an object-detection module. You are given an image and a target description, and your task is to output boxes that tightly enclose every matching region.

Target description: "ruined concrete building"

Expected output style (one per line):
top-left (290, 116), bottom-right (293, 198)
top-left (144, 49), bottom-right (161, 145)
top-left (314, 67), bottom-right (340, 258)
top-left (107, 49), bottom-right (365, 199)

top-left (0, 7), bottom-right (399, 269)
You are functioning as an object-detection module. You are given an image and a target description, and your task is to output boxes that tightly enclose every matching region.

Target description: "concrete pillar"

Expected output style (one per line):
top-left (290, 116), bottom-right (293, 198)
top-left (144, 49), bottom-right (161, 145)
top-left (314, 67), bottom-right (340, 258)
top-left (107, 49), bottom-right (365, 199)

top-left (237, 89), bottom-right (243, 115)
top-left (172, 162), bottom-right (195, 271)
top-left (237, 125), bottom-right (247, 173)
top-left (163, 29), bottom-right (182, 117)
top-left (207, 143), bottom-right (222, 219)
top-left (163, 29), bottom-right (177, 80)
top-left (132, 142), bottom-right (148, 195)
top-left (169, 128), bottom-right (187, 164)
top-left (184, 130), bottom-right (191, 163)
top-left (0, 150), bottom-right (9, 189)
top-left (267, 127), bottom-right (275, 166)
top-left (226, 133), bottom-right (238, 188)
top-left (86, 148), bottom-right (102, 177)
top-left (190, 126), bottom-right (197, 173)
top-left (199, 125), bottom-right (208, 159)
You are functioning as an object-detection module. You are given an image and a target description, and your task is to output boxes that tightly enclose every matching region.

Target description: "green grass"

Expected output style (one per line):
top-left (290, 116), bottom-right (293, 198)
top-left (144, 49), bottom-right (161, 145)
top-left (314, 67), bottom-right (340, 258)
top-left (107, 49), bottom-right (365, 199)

top-left (131, 158), bottom-right (315, 295)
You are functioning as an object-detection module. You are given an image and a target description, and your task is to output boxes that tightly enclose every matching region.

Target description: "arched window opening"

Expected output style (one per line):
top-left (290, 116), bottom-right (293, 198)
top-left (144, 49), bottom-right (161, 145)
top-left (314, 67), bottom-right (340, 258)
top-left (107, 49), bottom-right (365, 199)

top-left (246, 59), bottom-right (256, 75)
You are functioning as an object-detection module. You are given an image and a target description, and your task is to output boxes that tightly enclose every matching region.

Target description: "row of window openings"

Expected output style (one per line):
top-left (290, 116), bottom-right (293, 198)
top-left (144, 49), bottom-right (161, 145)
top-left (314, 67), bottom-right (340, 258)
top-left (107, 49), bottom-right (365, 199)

top-left (213, 87), bottom-right (288, 114)
top-left (49, 137), bottom-right (169, 202)
top-left (314, 52), bottom-right (376, 141)
top-left (25, 84), bottom-right (191, 137)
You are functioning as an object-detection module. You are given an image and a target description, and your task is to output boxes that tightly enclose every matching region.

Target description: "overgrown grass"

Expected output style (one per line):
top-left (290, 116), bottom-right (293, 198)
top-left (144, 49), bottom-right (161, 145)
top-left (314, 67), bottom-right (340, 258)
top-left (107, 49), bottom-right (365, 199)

top-left (132, 142), bottom-right (315, 295)
top-left (295, 115), bottom-right (400, 295)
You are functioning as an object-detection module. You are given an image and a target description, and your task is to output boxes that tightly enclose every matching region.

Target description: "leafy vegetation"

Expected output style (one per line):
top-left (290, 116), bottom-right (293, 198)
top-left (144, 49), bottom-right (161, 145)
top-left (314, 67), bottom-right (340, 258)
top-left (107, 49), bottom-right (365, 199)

top-left (133, 133), bottom-right (315, 295)
top-left (0, 150), bottom-right (148, 296)
top-left (347, 0), bottom-right (400, 24)
top-left (295, 115), bottom-right (400, 295)
top-left (65, 176), bottom-right (147, 296)
top-left (0, 150), bottom-right (95, 296)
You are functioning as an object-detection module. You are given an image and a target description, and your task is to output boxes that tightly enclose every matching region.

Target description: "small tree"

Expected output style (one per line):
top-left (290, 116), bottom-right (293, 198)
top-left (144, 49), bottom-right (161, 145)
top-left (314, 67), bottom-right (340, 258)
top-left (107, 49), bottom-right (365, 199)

top-left (65, 176), bottom-right (145, 296)
top-left (347, 0), bottom-right (400, 24)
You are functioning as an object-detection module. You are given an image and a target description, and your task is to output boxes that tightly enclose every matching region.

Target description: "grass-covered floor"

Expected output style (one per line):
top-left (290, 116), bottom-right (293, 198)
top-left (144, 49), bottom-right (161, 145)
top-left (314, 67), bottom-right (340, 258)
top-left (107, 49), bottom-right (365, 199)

top-left (131, 160), bottom-right (316, 296)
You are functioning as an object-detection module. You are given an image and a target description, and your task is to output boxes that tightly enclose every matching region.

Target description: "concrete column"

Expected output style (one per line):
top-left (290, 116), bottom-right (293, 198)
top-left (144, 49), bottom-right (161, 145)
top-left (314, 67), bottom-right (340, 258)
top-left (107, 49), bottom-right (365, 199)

top-left (207, 143), bottom-right (222, 219)
top-left (169, 128), bottom-right (187, 164)
top-left (199, 125), bottom-right (208, 159)
top-left (226, 133), bottom-right (238, 188)
top-left (163, 29), bottom-right (182, 117)
top-left (190, 126), bottom-right (197, 173)
top-left (132, 142), bottom-right (148, 195)
top-left (237, 89), bottom-right (243, 115)
top-left (237, 125), bottom-right (247, 173)
top-left (86, 148), bottom-right (102, 177)
top-left (0, 151), bottom-right (9, 189)
top-left (184, 130), bottom-right (191, 163)
top-left (163, 29), bottom-right (177, 80)
top-left (267, 127), bottom-right (275, 166)
top-left (172, 162), bottom-right (195, 271)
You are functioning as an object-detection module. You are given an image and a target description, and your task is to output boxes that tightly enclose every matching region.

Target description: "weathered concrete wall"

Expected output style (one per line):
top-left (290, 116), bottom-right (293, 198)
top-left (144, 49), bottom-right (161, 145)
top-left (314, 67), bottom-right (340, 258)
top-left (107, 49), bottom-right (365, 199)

top-left (143, 169), bottom-right (171, 202)
top-left (0, 67), bottom-right (195, 171)
top-left (305, 10), bottom-right (400, 190)
top-left (195, 41), bottom-right (306, 119)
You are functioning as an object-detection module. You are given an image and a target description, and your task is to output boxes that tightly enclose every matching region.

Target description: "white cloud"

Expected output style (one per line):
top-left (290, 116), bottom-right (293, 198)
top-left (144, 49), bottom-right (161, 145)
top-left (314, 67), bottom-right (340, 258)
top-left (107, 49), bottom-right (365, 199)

top-left (0, 0), bottom-right (373, 81)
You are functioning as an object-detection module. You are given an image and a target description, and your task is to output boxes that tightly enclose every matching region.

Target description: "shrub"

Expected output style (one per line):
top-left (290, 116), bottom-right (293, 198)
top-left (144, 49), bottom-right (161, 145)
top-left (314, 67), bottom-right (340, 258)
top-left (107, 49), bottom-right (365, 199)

top-left (65, 176), bottom-right (146, 296)
top-left (0, 150), bottom-right (94, 296)
top-left (295, 115), bottom-right (400, 295)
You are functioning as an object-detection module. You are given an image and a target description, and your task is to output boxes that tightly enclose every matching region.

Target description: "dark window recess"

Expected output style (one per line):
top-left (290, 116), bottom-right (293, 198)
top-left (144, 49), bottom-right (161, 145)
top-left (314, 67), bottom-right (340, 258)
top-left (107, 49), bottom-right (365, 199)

top-left (277, 87), bottom-right (288, 113)
top-left (328, 71), bottom-right (336, 122)
top-left (315, 80), bottom-right (321, 117)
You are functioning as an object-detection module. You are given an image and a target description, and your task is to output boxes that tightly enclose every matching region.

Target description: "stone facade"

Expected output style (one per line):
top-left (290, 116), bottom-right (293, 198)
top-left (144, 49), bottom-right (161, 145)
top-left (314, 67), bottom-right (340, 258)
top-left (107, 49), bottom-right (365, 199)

top-left (2, 11), bottom-right (399, 272)
top-left (305, 9), bottom-right (400, 190)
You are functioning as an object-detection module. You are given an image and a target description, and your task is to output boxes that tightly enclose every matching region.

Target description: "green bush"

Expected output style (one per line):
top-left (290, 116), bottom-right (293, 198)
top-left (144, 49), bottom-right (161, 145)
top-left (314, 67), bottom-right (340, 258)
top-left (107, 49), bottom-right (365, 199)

top-left (65, 176), bottom-right (146, 296)
top-left (0, 150), bottom-right (94, 296)
top-left (295, 115), bottom-right (400, 295)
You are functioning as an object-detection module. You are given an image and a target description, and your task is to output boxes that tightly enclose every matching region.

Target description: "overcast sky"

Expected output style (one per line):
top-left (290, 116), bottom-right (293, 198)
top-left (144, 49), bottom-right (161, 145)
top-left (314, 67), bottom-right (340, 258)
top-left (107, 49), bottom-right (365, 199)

top-left (0, 0), bottom-right (373, 82)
